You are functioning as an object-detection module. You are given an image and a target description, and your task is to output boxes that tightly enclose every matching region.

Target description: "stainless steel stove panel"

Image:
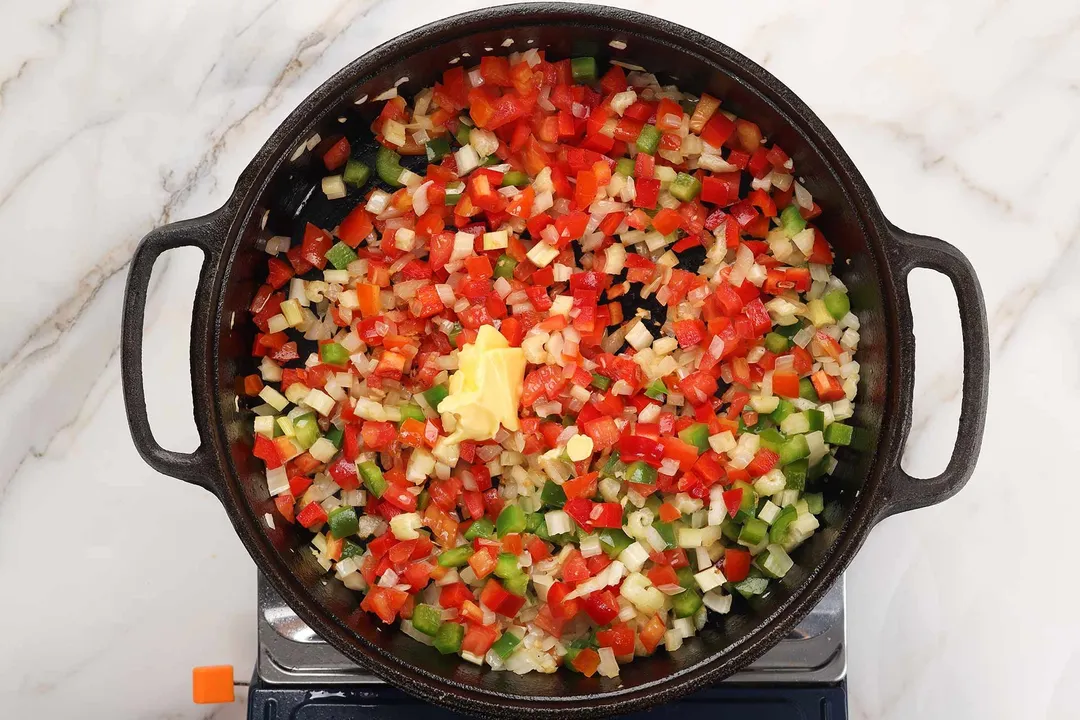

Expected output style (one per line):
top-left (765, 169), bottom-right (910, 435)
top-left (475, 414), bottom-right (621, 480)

top-left (255, 574), bottom-right (845, 686)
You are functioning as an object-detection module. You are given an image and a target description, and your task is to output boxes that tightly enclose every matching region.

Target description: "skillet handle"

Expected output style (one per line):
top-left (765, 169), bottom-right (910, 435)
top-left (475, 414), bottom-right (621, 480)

top-left (121, 213), bottom-right (226, 495)
top-left (876, 225), bottom-right (990, 521)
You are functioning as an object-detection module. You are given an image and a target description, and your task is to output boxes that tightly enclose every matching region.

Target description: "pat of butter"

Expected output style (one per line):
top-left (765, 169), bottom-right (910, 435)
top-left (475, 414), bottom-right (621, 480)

top-left (437, 325), bottom-right (526, 442)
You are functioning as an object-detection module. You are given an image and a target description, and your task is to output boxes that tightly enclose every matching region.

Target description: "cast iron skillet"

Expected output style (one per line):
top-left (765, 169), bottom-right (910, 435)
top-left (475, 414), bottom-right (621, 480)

top-left (120, 4), bottom-right (989, 717)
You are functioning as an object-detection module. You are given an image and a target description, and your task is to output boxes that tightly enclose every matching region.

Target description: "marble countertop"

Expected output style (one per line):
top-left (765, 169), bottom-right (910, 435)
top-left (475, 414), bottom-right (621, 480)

top-left (1, 0), bottom-right (1076, 717)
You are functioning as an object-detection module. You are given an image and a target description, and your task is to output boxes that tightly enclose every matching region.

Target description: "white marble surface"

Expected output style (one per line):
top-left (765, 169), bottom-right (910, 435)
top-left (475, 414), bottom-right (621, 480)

top-left (0, 0), bottom-right (1075, 717)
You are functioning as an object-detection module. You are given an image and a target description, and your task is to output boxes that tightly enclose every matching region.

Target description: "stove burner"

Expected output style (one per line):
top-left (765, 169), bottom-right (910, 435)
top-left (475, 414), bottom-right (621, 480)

top-left (256, 574), bottom-right (845, 684)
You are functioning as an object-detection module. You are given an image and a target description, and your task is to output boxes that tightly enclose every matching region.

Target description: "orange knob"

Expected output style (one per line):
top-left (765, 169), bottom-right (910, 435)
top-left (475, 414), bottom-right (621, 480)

top-left (192, 665), bottom-right (235, 704)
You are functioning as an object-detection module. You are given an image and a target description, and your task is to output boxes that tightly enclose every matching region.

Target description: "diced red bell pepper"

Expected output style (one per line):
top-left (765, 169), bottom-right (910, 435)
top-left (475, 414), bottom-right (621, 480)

top-left (723, 548), bottom-right (752, 583)
top-left (361, 586), bottom-right (409, 624)
top-left (811, 369), bottom-right (846, 402)
top-left (296, 501), bottom-right (328, 529)
top-left (583, 589), bottom-right (620, 625)
top-left (479, 578), bottom-right (526, 617)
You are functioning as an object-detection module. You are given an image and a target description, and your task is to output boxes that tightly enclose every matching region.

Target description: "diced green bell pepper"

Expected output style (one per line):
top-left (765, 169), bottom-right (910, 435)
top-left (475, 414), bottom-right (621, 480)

top-left (417, 489), bottom-right (430, 511)
top-left (447, 322), bottom-right (463, 346)
top-left (433, 621), bottom-right (464, 654)
top-left (495, 552), bottom-right (520, 580)
top-left (320, 341), bottom-right (350, 366)
top-left (823, 423), bottom-right (854, 446)
top-left (399, 404), bottom-right (425, 424)
top-left (678, 422), bottom-right (711, 453)
top-left (343, 159), bottom-right (371, 188)
top-left (652, 521), bottom-right (676, 550)
top-left (804, 492), bottom-right (824, 515)
top-left (671, 588), bottom-right (703, 618)
top-left (493, 253), bottom-right (518, 279)
top-left (503, 572), bottom-right (530, 596)
top-left (769, 505), bottom-right (798, 543)
top-left (670, 172), bottom-right (701, 202)
top-left (771, 398), bottom-right (795, 423)
top-left (464, 517), bottom-right (495, 541)
top-left (733, 480), bottom-right (757, 516)
top-left (615, 157), bottom-right (635, 177)
top-left (328, 506), bottom-right (359, 538)
top-left (293, 413), bottom-right (321, 450)
top-left (491, 631), bottom-right (521, 659)
top-left (425, 137), bottom-right (452, 162)
top-left (423, 385), bottom-right (450, 411)
top-left (780, 205), bottom-right (807, 237)
top-left (444, 184), bottom-right (464, 206)
top-left (600, 455), bottom-right (626, 479)
top-left (590, 372), bottom-right (611, 391)
top-left (778, 435), bottom-right (810, 466)
top-left (541, 480), bottom-right (567, 509)
top-left (783, 459), bottom-right (808, 491)
top-left (438, 546), bottom-right (474, 568)
top-left (720, 517), bottom-right (742, 542)
top-left (676, 565), bottom-right (696, 590)
top-left (645, 378), bottom-right (667, 400)
top-left (805, 409), bottom-right (825, 432)
top-left (626, 460), bottom-right (657, 485)
top-left (799, 378), bottom-right (819, 401)
top-left (570, 57), bottom-right (597, 82)
top-left (757, 428), bottom-right (786, 453)
top-left (739, 517), bottom-right (769, 546)
top-left (734, 575), bottom-right (770, 599)
top-left (496, 504), bottom-right (526, 537)
top-left (453, 122), bottom-right (472, 146)
top-left (824, 291), bottom-right (850, 320)
top-left (358, 461), bottom-right (386, 498)
top-left (501, 170), bottom-right (530, 187)
top-left (342, 539), bottom-right (365, 560)
top-left (375, 146), bottom-right (405, 187)
top-left (324, 424), bottom-right (344, 448)
top-left (636, 124), bottom-right (661, 154)
top-left (764, 332), bottom-right (790, 353)
top-left (599, 528), bottom-right (634, 559)
top-left (412, 603), bottom-right (443, 636)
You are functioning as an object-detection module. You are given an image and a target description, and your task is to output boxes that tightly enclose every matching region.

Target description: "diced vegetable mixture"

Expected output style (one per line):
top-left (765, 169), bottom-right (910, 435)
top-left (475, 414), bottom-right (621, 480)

top-left (245, 49), bottom-right (863, 678)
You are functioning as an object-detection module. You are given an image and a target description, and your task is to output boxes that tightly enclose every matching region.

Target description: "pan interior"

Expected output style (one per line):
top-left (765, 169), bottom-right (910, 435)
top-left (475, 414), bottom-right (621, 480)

top-left (212, 8), bottom-right (890, 707)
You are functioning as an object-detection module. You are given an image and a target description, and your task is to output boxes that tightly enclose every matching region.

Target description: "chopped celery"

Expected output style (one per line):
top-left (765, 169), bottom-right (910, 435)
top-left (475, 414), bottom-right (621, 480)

top-left (615, 157), bottom-right (635, 177)
top-left (504, 572), bottom-right (530, 596)
top-left (293, 414), bottom-right (320, 450)
top-left (670, 172), bottom-right (701, 202)
top-left (453, 122), bottom-right (472, 146)
top-left (757, 544), bottom-right (794, 579)
top-left (804, 492), bottom-right (825, 515)
top-left (636, 125), bottom-right (661, 154)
